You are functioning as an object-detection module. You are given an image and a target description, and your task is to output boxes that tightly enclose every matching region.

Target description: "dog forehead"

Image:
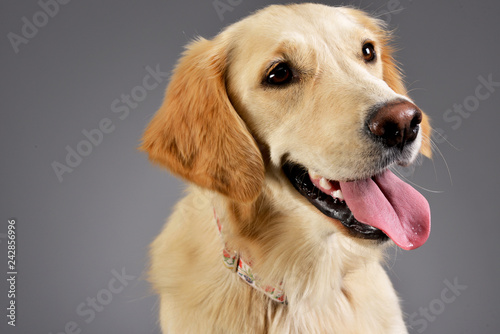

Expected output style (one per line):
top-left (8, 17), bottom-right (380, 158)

top-left (252, 4), bottom-right (361, 29)
top-left (223, 5), bottom-right (373, 70)
top-left (236, 5), bottom-right (365, 45)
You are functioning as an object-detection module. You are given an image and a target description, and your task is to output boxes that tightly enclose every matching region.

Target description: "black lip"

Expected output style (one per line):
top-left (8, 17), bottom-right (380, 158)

top-left (282, 162), bottom-right (389, 241)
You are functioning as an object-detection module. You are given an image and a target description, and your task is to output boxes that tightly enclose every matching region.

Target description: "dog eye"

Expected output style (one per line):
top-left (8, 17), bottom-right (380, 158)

top-left (362, 42), bottom-right (376, 62)
top-left (267, 63), bottom-right (293, 85)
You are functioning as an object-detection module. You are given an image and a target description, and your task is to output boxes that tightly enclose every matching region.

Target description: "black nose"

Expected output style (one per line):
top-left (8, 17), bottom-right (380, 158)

top-left (368, 100), bottom-right (422, 149)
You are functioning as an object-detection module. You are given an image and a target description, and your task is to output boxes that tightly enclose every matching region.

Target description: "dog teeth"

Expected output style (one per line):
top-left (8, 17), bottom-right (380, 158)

top-left (309, 170), bottom-right (344, 201)
top-left (319, 177), bottom-right (332, 190)
top-left (332, 189), bottom-right (345, 201)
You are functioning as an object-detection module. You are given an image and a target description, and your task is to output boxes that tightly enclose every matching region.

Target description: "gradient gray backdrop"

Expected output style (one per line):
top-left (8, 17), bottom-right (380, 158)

top-left (1, 0), bottom-right (499, 333)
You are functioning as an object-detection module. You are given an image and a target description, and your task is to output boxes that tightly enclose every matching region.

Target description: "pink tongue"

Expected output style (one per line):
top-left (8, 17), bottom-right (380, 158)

top-left (339, 170), bottom-right (430, 250)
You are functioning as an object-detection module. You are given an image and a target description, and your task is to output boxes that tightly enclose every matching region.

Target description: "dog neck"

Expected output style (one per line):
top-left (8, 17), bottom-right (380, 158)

top-left (213, 207), bottom-right (287, 303)
top-left (212, 187), bottom-right (385, 306)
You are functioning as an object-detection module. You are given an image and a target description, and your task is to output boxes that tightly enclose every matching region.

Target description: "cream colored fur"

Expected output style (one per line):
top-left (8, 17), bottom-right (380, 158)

top-left (142, 4), bottom-right (432, 333)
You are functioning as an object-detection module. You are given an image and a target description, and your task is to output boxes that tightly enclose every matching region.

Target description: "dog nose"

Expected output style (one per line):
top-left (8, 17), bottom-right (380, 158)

top-left (368, 100), bottom-right (422, 148)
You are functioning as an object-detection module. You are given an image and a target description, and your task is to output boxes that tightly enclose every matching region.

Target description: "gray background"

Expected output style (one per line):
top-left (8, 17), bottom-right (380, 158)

top-left (1, 0), bottom-right (499, 333)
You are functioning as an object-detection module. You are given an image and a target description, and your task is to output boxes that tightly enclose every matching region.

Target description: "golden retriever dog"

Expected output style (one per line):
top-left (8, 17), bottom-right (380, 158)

top-left (141, 3), bottom-right (432, 333)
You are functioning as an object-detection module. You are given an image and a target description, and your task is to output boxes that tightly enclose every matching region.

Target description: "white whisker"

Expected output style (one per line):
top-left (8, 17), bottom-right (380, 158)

top-left (391, 166), bottom-right (444, 194)
top-left (427, 132), bottom-right (453, 185)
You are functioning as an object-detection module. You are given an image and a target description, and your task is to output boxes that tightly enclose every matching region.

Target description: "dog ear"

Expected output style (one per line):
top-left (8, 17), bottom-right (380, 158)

top-left (140, 38), bottom-right (265, 202)
top-left (418, 113), bottom-right (432, 158)
top-left (380, 44), bottom-right (432, 158)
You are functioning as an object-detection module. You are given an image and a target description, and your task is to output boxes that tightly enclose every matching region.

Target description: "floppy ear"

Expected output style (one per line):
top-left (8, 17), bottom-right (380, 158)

top-left (380, 43), bottom-right (433, 158)
top-left (140, 38), bottom-right (265, 202)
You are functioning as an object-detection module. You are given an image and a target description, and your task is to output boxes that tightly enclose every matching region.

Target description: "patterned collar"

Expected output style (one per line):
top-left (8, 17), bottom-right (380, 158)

top-left (213, 208), bottom-right (287, 304)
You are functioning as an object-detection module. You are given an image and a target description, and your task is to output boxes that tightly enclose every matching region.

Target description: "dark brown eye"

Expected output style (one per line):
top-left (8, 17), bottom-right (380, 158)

top-left (267, 63), bottom-right (293, 85)
top-left (362, 42), bottom-right (376, 62)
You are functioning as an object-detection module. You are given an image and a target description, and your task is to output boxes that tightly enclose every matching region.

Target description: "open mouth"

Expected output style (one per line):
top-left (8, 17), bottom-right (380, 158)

top-left (282, 161), bottom-right (431, 250)
top-left (282, 162), bottom-right (388, 241)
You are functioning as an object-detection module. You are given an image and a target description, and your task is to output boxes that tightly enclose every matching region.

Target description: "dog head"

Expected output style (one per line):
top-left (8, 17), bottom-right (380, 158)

top-left (141, 4), bottom-right (432, 251)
